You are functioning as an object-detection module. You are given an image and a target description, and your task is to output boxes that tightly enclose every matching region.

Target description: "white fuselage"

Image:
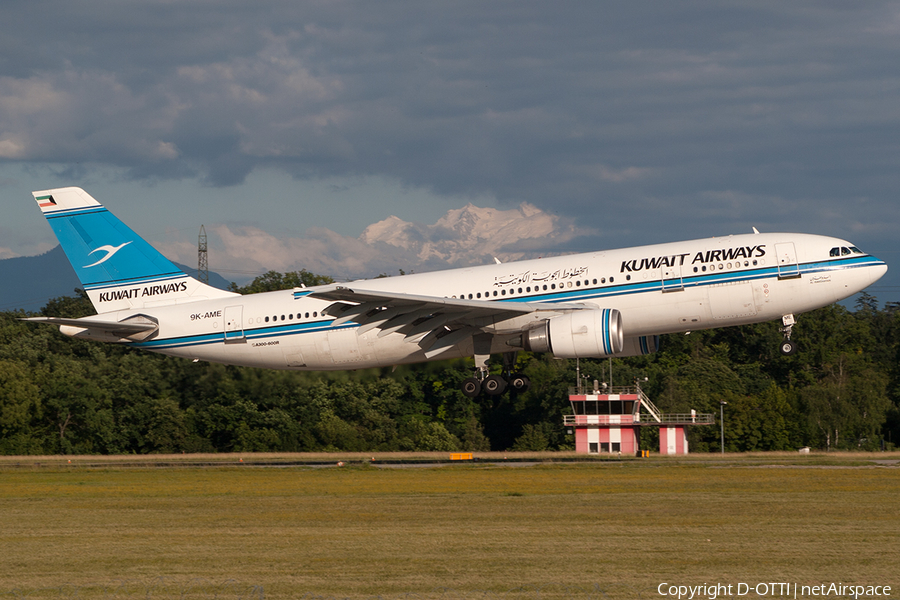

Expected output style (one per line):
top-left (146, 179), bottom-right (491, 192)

top-left (95, 232), bottom-right (885, 370)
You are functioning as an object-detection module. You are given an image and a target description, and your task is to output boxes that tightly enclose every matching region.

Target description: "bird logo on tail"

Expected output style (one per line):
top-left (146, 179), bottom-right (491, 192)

top-left (83, 242), bottom-right (132, 268)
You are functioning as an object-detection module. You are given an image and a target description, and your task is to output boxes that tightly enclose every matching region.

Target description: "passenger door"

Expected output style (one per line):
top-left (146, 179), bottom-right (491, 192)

top-left (775, 242), bottom-right (801, 279)
top-left (224, 305), bottom-right (246, 343)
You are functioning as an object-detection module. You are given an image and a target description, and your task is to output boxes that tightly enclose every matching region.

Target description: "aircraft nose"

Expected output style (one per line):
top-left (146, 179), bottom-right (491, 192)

top-left (867, 259), bottom-right (888, 287)
top-left (874, 261), bottom-right (888, 281)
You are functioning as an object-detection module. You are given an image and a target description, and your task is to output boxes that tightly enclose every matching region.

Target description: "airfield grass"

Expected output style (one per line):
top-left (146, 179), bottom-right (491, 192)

top-left (0, 454), bottom-right (898, 599)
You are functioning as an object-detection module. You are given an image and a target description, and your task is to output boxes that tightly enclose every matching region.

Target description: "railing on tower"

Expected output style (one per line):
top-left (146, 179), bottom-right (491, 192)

top-left (566, 384), bottom-right (714, 427)
top-left (563, 413), bottom-right (715, 426)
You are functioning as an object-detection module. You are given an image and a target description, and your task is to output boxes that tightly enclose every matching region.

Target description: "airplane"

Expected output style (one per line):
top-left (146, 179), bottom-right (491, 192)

top-left (23, 186), bottom-right (887, 397)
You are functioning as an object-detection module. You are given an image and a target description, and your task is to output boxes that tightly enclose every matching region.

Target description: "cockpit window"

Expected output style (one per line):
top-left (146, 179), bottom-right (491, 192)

top-left (831, 246), bottom-right (866, 258)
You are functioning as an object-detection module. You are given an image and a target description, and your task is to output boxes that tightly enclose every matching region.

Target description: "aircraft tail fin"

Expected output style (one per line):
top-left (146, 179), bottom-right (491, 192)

top-left (33, 187), bottom-right (238, 313)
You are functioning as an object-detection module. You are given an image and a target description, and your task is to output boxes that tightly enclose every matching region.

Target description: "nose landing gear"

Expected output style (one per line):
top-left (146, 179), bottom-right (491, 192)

top-left (780, 314), bottom-right (798, 355)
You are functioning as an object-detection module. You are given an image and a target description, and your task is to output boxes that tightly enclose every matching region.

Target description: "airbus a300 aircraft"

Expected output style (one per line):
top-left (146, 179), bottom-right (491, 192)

top-left (25, 187), bottom-right (887, 397)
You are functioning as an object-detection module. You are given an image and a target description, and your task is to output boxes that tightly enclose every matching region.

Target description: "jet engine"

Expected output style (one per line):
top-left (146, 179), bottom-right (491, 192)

top-left (618, 335), bottom-right (660, 357)
top-left (521, 309), bottom-right (624, 358)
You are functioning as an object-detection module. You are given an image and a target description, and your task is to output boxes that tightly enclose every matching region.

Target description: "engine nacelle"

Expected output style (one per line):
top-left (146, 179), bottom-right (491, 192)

top-left (618, 335), bottom-right (660, 357)
top-left (522, 309), bottom-right (624, 358)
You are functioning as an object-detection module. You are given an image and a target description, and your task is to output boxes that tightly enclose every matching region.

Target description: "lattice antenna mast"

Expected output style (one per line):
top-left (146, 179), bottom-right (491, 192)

top-left (198, 225), bottom-right (209, 284)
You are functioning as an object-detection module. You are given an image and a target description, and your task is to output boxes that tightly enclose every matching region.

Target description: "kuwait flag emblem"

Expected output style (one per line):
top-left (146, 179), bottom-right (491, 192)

top-left (37, 195), bottom-right (56, 208)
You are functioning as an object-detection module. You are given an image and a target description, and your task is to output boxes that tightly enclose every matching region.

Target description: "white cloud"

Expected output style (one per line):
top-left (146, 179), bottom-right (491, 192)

top-left (158, 201), bottom-right (594, 282)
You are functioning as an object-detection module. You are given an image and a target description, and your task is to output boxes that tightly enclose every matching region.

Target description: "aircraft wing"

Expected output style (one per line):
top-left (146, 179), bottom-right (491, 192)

top-left (309, 284), bottom-right (591, 357)
top-left (22, 315), bottom-right (159, 341)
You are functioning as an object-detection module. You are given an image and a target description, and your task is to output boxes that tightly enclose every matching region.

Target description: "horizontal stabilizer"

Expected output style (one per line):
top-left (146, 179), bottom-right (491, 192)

top-left (22, 314), bottom-right (159, 342)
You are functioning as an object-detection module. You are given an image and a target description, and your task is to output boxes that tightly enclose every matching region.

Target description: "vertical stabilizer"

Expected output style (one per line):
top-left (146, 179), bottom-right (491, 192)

top-left (33, 187), bottom-right (238, 313)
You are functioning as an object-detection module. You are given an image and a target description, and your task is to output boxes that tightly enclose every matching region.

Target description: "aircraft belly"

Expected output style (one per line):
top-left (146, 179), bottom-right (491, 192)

top-left (277, 328), bottom-right (435, 369)
top-left (154, 339), bottom-right (261, 366)
top-left (371, 331), bottom-right (466, 365)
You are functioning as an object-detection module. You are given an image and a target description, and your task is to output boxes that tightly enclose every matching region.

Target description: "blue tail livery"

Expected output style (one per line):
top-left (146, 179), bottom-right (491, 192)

top-left (33, 187), bottom-right (236, 312)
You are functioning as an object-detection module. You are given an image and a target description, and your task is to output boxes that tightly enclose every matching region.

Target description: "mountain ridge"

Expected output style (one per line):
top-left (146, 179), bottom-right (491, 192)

top-left (0, 245), bottom-right (232, 312)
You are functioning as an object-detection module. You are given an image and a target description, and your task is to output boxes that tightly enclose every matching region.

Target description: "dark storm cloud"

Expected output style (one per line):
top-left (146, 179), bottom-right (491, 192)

top-left (2, 1), bottom-right (900, 249)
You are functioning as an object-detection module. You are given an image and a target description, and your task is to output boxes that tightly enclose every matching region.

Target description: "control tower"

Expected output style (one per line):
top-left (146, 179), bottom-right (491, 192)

top-left (564, 381), bottom-right (714, 455)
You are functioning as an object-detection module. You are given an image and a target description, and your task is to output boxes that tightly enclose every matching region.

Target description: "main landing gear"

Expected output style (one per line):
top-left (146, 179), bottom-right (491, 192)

top-left (460, 371), bottom-right (530, 398)
top-left (779, 314), bottom-right (798, 356)
top-left (460, 349), bottom-right (530, 398)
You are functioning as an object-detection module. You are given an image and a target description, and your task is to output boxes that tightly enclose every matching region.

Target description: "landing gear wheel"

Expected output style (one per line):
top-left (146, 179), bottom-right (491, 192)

top-left (461, 377), bottom-right (482, 398)
top-left (508, 372), bottom-right (530, 393)
top-left (780, 340), bottom-right (797, 356)
top-left (482, 374), bottom-right (508, 396)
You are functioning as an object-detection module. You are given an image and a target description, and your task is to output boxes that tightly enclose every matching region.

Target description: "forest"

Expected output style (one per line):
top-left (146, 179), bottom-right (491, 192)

top-left (1, 270), bottom-right (898, 455)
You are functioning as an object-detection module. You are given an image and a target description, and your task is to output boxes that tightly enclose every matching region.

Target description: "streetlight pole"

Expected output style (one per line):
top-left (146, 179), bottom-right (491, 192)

top-left (719, 401), bottom-right (728, 454)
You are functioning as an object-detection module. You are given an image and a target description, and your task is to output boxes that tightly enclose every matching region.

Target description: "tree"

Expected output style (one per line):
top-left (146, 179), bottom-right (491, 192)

top-left (398, 419), bottom-right (460, 451)
top-left (511, 423), bottom-right (551, 451)
top-left (41, 289), bottom-right (95, 318)
top-left (2, 290), bottom-right (899, 455)
top-left (0, 360), bottom-right (43, 454)
top-left (229, 270), bottom-right (334, 294)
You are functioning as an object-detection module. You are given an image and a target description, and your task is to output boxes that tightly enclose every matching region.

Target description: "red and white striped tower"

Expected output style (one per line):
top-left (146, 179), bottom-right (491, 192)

top-left (567, 390), bottom-right (641, 454)
top-left (564, 382), bottom-right (713, 455)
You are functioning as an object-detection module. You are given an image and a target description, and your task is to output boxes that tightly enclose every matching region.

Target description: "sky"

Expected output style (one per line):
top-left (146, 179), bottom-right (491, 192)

top-left (1, 1), bottom-right (898, 302)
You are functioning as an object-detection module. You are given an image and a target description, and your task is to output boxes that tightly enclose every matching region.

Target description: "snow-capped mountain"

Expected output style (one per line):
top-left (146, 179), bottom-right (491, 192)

top-left (360, 203), bottom-right (592, 265)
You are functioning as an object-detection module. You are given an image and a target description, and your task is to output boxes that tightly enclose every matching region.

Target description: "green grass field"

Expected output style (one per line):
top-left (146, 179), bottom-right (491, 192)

top-left (1, 453), bottom-right (898, 599)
